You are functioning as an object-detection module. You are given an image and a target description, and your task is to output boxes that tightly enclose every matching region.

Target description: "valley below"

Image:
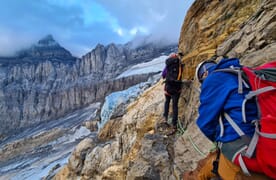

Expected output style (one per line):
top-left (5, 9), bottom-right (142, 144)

top-left (0, 103), bottom-right (100, 180)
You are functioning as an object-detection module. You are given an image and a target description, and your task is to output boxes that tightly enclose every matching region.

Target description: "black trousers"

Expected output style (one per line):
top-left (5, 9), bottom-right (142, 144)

top-left (163, 92), bottom-right (180, 127)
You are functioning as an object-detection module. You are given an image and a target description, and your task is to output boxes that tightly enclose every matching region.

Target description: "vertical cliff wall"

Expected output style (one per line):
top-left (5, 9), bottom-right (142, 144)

top-left (0, 36), bottom-right (177, 138)
top-left (178, 0), bottom-right (276, 176)
top-left (179, 0), bottom-right (276, 124)
top-left (178, 0), bottom-right (262, 79)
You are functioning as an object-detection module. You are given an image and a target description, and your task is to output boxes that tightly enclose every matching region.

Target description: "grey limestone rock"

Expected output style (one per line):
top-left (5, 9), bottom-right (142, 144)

top-left (0, 35), bottom-right (177, 137)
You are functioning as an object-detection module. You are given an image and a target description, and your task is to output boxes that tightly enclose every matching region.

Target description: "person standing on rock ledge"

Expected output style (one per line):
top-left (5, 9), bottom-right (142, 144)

top-left (161, 52), bottom-right (184, 135)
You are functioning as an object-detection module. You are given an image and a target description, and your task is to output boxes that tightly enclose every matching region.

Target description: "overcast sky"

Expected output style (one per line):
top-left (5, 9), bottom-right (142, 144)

top-left (0, 0), bottom-right (194, 57)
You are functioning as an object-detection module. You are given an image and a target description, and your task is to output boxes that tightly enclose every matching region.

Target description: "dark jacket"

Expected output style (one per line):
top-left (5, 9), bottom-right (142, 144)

top-left (162, 66), bottom-right (182, 95)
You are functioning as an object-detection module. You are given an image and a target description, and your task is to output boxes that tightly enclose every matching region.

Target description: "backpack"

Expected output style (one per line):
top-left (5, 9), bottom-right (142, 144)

top-left (165, 57), bottom-right (182, 82)
top-left (217, 61), bottom-right (276, 179)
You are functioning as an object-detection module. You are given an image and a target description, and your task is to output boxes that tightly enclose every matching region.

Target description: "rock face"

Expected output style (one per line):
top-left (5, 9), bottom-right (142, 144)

top-left (54, 0), bottom-right (276, 179)
top-left (217, 0), bottom-right (276, 66)
top-left (0, 35), bottom-right (177, 137)
top-left (81, 42), bottom-right (176, 80)
top-left (179, 0), bottom-right (276, 176)
top-left (178, 0), bottom-right (263, 79)
top-left (180, 0), bottom-right (276, 173)
top-left (179, 0), bottom-right (276, 129)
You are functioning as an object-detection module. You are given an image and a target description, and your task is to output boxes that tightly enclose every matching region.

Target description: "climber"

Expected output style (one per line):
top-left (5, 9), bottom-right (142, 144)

top-left (194, 57), bottom-right (270, 179)
top-left (161, 52), bottom-right (184, 135)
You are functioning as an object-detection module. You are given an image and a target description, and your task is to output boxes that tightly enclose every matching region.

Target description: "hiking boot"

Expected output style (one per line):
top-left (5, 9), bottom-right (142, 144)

top-left (161, 117), bottom-right (170, 126)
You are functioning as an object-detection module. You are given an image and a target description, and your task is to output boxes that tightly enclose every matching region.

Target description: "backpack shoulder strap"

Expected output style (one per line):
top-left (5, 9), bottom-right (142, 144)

top-left (223, 112), bottom-right (245, 136)
top-left (177, 63), bottom-right (184, 81)
top-left (213, 67), bottom-right (249, 94)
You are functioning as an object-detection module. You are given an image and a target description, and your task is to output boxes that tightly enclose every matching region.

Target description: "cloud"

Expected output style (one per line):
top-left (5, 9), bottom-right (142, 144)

top-left (116, 28), bottom-right (124, 36)
top-left (0, 0), bottom-right (194, 57)
top-left (95, 0), bottom-right (194, 42)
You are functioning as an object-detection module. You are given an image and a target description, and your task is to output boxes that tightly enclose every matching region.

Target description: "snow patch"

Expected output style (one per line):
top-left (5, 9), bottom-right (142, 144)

top-left (116, 55), bottom-right (168, 78)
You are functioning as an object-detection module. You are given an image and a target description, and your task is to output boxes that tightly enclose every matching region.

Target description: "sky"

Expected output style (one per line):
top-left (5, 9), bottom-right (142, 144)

top-left (0, 0), bottom-right (194, 57)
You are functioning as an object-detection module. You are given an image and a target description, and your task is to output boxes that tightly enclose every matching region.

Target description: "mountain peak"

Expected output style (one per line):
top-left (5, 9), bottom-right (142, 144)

top-left (37, 34), bottom-right (59, 47)
top-left (16, 34), bottom-right (74, 61)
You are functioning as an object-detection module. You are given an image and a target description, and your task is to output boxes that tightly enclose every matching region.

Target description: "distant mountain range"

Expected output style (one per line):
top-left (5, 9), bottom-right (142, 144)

top-left (0, 34), bottom-right (177, 138)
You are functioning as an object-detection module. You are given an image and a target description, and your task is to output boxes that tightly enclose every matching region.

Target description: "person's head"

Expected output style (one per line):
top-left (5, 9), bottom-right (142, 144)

top-left (169, 53), bottom-right (178, 58)
top-left (169, 52), bottom-right (184, 59)
top-left (195, 60), bottom-right (217, 83)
